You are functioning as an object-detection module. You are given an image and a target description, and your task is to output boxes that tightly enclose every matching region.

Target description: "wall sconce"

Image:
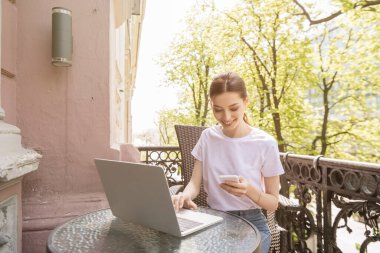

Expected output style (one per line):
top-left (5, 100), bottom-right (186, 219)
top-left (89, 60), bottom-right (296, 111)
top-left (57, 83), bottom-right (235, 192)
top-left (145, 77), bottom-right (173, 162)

top-left (52, 7), bottom-right (72, 67)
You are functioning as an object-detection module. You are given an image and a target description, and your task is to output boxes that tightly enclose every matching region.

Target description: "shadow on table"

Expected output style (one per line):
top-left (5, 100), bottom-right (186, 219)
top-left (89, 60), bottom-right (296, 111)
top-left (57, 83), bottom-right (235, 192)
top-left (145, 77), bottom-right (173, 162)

top-left (101, 218), bottom-right (182, 252)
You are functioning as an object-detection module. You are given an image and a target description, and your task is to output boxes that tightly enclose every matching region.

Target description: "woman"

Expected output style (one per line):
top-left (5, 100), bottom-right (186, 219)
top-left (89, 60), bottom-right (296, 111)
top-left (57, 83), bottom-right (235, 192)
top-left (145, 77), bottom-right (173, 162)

top-left (172, 72), bottom-right (284, 253)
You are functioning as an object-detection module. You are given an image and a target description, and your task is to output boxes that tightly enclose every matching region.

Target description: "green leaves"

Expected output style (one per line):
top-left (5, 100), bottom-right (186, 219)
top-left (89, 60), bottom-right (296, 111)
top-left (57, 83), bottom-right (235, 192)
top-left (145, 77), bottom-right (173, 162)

top-left (155, 0), bottom-right (380, 162)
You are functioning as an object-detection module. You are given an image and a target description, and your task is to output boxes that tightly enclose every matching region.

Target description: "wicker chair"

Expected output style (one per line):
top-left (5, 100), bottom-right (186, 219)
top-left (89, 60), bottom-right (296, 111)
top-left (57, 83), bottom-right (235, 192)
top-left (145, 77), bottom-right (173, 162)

top-left (173, 124), bottom-right (282, 253)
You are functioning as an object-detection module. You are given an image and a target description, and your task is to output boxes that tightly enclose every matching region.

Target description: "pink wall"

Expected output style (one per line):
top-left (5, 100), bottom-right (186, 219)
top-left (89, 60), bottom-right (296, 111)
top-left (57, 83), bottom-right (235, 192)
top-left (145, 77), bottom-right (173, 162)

top-left (1, 0), bottom-right (17, 125)
top-left (0, 76), bottom-right (16, 125)
top-left (7, 1), bottom-right (120, 251)
top-left (17, 0), bottom-right (118, 196)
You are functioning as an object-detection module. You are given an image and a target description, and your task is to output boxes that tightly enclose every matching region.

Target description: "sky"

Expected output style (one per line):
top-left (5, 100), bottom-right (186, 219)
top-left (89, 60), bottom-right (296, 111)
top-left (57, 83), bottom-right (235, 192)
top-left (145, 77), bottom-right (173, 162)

top-left (131, 0), bottom-right (237, 144)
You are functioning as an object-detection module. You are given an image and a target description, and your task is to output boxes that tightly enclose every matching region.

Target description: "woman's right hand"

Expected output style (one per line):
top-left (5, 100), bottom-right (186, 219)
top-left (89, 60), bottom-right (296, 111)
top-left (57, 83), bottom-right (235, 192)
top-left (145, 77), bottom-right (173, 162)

top-left (171, 192), bottom-right (197, 212)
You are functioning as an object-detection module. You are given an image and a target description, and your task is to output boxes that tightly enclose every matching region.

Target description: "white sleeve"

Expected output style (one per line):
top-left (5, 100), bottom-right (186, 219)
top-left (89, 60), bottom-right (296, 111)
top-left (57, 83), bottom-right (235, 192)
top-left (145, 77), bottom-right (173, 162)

top-left (261, 138), bottom-right (284, 177)
top-left (191, 132), bottom-right (204, 161)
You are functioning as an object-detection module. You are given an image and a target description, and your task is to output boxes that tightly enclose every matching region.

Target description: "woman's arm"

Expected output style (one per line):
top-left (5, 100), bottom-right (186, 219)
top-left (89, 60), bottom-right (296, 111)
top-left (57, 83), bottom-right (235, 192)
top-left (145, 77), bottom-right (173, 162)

top-left (172, 159), bottom-right (203, 211)
top-left (246, 175), bottom-right (280, 211)
top-left (182, 159), bottom-right (203, 199)
top-left (220, 175), bottom-right (280, 212)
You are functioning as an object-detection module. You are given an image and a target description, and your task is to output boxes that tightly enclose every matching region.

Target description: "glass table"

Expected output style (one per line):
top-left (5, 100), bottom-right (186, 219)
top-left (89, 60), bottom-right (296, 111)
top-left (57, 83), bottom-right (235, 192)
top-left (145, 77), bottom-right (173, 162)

top-left (47, 207), bottom-right (261, 253)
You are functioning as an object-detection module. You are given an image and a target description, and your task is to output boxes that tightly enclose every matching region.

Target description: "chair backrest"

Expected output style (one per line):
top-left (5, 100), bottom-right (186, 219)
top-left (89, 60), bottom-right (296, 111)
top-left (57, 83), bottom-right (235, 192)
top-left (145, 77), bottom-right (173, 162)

top-left (174, 125), bottom-right (208, 207)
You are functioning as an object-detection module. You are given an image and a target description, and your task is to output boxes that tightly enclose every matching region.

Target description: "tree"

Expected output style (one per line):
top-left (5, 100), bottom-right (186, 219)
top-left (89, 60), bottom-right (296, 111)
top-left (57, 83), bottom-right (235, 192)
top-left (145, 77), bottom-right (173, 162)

top-left (213, 0), bottom-right (315, 152)
top-left (156, 0), bottom-right (380, 162)
top-left (298, 1), bottom-right (380, 160)
top-left (159, 6), bottom-right (223, 127)
top-left (136, 129), bottom-right (158, 146)
top-left (293, 0), bottom-right (380, 25)
top-left (156, 108), bottom-right (200, 145)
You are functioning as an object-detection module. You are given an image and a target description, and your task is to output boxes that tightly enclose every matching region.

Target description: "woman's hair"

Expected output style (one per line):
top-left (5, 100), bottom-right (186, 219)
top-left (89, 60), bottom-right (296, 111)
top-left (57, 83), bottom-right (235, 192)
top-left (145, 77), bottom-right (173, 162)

top-left (209, 72), bottom-right (249, 124)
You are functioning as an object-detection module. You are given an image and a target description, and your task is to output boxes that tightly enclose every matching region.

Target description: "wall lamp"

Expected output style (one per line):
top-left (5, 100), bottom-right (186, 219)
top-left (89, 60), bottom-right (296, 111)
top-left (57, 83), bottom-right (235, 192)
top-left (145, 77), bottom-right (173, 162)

top-left (52, 7), bottom-right (72, 67)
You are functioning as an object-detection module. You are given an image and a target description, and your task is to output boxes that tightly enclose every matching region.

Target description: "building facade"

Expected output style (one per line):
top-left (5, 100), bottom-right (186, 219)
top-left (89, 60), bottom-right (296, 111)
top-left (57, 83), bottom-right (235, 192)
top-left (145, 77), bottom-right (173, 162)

top-left (0, 0), bottom-right (145, 252)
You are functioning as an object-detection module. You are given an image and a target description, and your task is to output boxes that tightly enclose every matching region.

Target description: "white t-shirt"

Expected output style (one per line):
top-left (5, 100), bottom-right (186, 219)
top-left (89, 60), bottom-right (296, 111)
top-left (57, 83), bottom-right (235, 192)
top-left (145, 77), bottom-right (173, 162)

top-left (191, 125), bottom-right (284, 211)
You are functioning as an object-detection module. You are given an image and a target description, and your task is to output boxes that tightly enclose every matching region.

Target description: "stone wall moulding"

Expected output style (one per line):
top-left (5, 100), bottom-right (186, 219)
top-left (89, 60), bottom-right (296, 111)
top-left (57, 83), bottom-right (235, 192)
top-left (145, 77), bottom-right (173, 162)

top-left (0, 149), bottom-right (41, 182)
top-left (0, 121), bottom-right (41, 182)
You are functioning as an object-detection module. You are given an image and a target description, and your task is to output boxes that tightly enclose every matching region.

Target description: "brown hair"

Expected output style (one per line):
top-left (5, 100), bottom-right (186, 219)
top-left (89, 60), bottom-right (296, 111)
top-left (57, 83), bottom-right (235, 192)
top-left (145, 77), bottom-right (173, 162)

top-left (209, 72), bottom-right (249, 124)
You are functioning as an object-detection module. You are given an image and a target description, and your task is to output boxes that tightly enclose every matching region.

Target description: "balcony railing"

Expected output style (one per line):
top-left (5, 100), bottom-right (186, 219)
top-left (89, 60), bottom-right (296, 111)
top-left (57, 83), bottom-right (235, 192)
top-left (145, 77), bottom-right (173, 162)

top-left (279, 153), bottom-right (380, 253)
top-left (138, 146), bottom-right (182, 186)
top-left (138, 146), bottom-right (380, 253)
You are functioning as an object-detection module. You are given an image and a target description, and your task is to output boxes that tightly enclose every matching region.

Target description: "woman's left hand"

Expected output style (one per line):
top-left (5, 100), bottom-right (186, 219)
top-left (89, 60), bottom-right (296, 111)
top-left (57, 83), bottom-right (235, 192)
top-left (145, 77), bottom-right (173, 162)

top-left (220, 176), bottom-right (249, 197)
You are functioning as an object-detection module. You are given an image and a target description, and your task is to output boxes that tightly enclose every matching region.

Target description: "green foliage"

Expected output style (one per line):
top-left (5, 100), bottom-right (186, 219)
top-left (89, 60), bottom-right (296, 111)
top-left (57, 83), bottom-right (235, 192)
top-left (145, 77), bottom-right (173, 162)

top-left (156, 0), bottom-right (380, 162)
top-left (303, 3), bottom-right (380, 161)
top-left (156, 107), bottom-right (214, 145)
top-left (355, 242), bottom-right (360, 251)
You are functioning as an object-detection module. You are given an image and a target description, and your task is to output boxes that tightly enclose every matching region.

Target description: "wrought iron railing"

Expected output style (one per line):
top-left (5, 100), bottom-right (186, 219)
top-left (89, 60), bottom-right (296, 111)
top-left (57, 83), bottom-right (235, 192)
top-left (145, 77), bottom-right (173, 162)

top-left (138, 146), bottom-right (380, 253)
top-left (279, 153), bottom-right (380, 253)
top-left (138, 146), bottom-right (182, 186)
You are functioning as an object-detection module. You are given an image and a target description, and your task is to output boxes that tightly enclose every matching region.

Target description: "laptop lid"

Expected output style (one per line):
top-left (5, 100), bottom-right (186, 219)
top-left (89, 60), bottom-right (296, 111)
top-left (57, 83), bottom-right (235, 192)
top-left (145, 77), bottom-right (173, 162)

top-left (94, 159), bottom-right (183, 236)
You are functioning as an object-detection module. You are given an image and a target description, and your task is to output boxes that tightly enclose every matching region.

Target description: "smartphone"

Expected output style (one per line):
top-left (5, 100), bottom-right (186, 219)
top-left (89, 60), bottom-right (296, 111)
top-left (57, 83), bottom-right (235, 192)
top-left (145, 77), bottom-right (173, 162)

top-left (219, 175), bottom-right (239, 182)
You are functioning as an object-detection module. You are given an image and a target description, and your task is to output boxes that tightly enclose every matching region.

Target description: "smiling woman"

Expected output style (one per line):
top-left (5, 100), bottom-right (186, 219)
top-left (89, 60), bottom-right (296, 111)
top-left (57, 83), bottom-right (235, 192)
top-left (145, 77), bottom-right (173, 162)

top-left (171, 72), bottom-right (285, 253)
top-left (209, 72), bottom-right (250, 137)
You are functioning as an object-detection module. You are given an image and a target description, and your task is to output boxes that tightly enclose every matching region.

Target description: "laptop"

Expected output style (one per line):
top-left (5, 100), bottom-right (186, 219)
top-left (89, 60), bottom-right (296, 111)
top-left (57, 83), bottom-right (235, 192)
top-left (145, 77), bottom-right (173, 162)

top-left (94, 159), bottom-right (223, 237)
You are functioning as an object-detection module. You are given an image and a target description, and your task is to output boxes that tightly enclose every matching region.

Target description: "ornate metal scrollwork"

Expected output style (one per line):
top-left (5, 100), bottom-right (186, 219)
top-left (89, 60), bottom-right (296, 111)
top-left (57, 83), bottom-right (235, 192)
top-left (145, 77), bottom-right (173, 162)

top-left (294, 184), bottom-right (315, 205)
top-left (292, 208), bottom-right (315, 240)
top-left (330, 169), bottom-right (345, 189)
top-left (285, 183), bottom-right (317, 253)
top-left (138, 147), bottom-right (183, 187)
top-left (285, 205), bottom-right (315, 253)
top-left (138, 148), bottom-right (380, 253)
top-left (331, 195), bottom-right (380, 253)
top-left (343, 172), bottom-right (361, 192)
top-left (359, 202), bottom-right (380, 253)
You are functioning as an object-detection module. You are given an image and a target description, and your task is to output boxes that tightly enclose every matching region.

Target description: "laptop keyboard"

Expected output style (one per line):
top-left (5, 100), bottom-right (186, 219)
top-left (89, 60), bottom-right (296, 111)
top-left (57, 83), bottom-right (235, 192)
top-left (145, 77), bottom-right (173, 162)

top-left (177, 216), bottom-right (204, 232)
